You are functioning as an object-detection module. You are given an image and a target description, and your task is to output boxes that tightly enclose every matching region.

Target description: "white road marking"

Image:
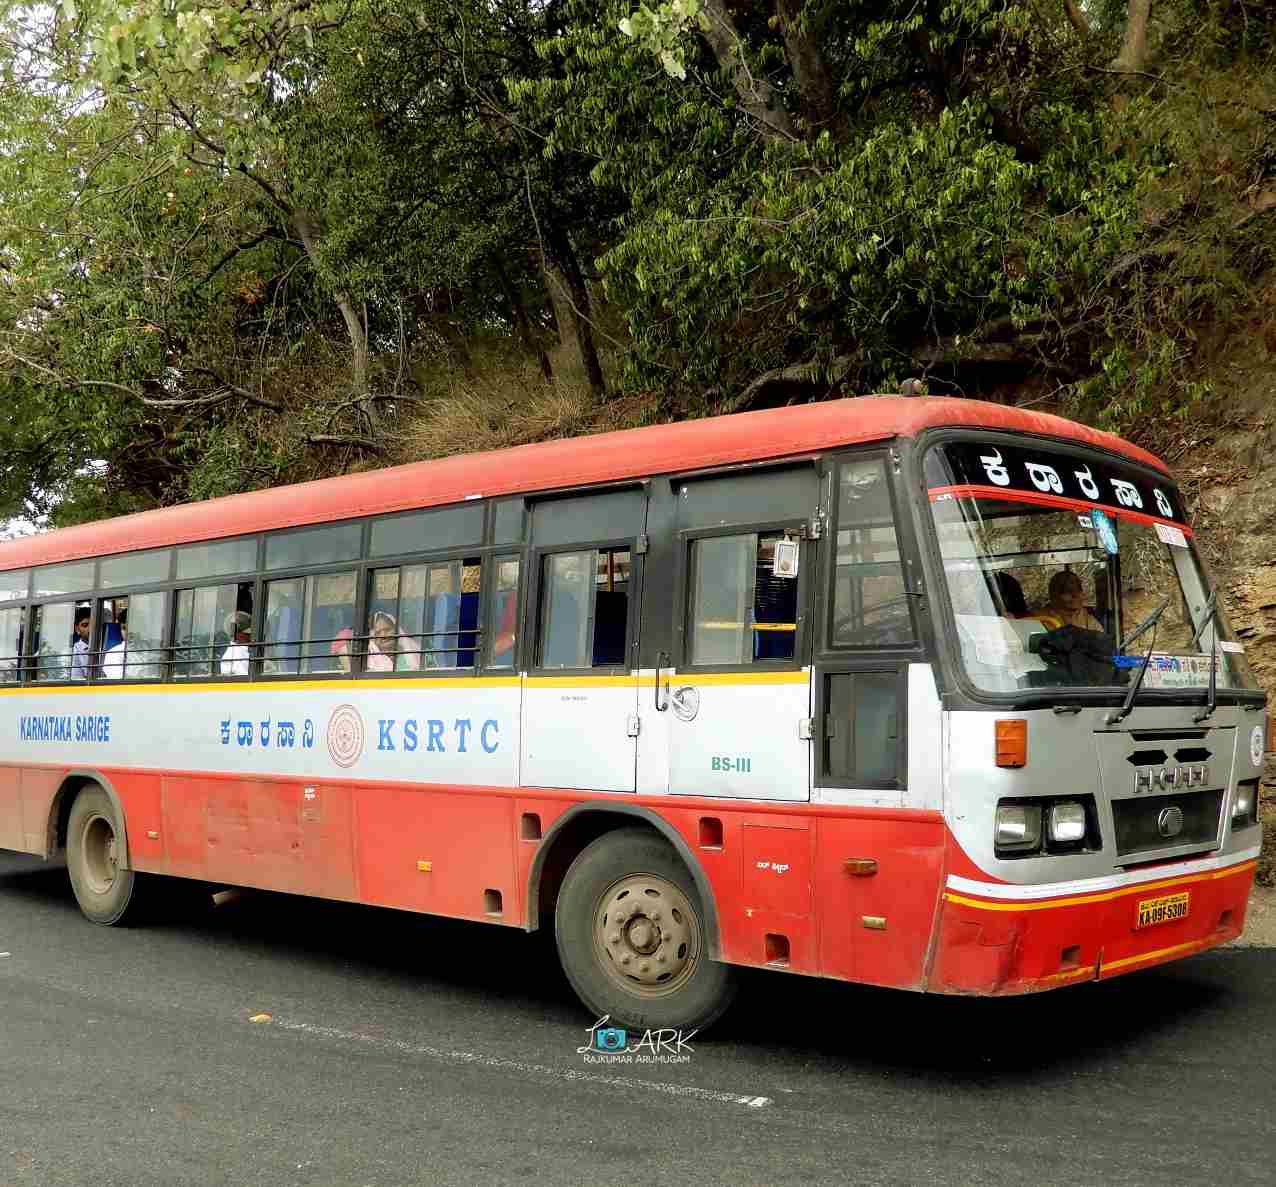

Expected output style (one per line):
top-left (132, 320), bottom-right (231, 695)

top-left (269, 1017), bottom-right (772, 1110)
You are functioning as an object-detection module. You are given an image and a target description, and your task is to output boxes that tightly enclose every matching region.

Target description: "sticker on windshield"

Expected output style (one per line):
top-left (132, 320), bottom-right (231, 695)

top-left (1090, 508), bottom-right (1119, 555)
top-left (1154, 522), bottom-right (1188, 548)
top-left (1142, 653), bottom-right (1219, 689)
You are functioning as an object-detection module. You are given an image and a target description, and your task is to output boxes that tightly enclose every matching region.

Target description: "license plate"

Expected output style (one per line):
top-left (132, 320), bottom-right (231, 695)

top-left (1135, 891), bottom-right (1190, 930)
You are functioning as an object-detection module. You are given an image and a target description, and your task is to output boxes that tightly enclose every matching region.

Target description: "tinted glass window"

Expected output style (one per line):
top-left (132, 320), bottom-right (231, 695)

top-left (488, 557), bottom-right (520, 669)
top-left (174, 584), bottom-right (254, 678)
top-left (370, 503), bottom-right (485, 558)
top-left (368, 558), bottom-right (481, 671)
top-left (831, 460), bottom-right (913, 648)
top-left (99, 548), bottom-right (171, 589)
top-left (538, 549), bottom-right (630, 669)
top-left (0, 570), bottom-right (29, 603)
top-left (262, 572), bottom-right (356, 674)
top-left (176, 538), bottom-right (258, 580)
top-left (33, 561), bottom-right (95, 597)
top-left (824, 672), bottom-right (900, 785)
top-left (688, 533), bottom-right (798, 666)
top-left (0, 605), bottom-right (24, 682)
top-left (492, 500), bottom-right (524, 545)
top-left (99, 593), bottom-right (167, 680)
top-left (265, 523), bottom-right (362, 571)
top-left (34, 602), bottom-right (77, 682)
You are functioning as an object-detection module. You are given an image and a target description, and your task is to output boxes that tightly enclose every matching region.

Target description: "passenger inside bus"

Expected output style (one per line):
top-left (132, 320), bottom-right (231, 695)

top-left (220, 611), bottom-right (252, 676)
top-left (331, 627), bottom-right (354, 673)
top-left (367, 611), bottom-right (422, 672)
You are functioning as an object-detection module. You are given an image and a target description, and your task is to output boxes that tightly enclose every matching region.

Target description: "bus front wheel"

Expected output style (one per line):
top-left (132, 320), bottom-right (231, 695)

top-left (555, 828), bottom-right (735, 1034)
top-left (66, 786), bottom-right (146, 926)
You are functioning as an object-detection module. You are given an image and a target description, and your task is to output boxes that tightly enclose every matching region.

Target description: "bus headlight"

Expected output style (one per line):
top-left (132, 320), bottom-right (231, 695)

top-left (1048, 801), bottom-right (1087, 844)
top-left (995, 804), bottom-right (1041, 852)
top-left (1233, 784), bottom-right (1255, 822)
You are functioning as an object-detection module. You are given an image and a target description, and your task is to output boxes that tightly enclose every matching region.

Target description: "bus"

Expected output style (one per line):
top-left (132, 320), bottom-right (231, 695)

top-left (0, 396), bottom-right (1264, 1032)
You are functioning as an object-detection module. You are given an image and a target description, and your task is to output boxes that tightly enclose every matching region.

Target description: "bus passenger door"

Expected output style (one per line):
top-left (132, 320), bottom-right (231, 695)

top-left (660, 465), bottom-right (820, 802)
top-left (520, 486), bottom-right (647, 793)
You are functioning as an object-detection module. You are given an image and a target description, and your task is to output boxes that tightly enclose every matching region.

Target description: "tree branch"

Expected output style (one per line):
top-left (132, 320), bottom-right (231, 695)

top-left (306, 434), bottom-right (387, 455)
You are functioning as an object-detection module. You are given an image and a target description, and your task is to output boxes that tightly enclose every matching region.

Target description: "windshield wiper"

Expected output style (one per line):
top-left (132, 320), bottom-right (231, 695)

top-left (1108, 599), bottom-right (1171, 726)
top-left (1193, 627), bottom-right (1219, 723)
top-left (1121, 595), bottom-right (1171, 653)
top-left (1189, 586), bottom-right (1218, 650)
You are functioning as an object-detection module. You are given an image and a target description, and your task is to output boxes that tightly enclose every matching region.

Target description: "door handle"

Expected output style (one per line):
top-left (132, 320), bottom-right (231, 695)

top-left (655, 650), bottom-right (669, 712)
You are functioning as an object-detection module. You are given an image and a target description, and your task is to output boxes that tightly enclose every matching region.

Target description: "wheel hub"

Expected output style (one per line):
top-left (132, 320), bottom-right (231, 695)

top-left (593, 873), bottom-right (700, 997)
top-left (82, 814), bottom-right (118, 896)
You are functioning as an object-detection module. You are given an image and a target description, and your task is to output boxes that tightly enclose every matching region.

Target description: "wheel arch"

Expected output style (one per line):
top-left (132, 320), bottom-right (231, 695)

top-left (47, 770), bottom-right (131, 868)
top-left (524, 804), bottom-right (722, 959)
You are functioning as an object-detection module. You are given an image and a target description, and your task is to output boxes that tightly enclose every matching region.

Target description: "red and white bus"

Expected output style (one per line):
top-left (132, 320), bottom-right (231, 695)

top-left (0, 397), bottom-right (1264, 1031)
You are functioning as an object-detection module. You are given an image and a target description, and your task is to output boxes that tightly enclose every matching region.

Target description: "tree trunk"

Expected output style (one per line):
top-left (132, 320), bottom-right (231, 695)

top-left (774, 1), bottom-right (840, 137)
top-left (293, 210), bottom-right (368, 396)
top-left (700, 0), bottom-right (797, 143)
top-left (1061, 0), bottom-right (1091, 37)
top-left (541, 225), bottom-right (605, 400)
top-left (1113, 0), bottom-right (1153, 72)
top-left (492, 254), bottom-right (553, 381)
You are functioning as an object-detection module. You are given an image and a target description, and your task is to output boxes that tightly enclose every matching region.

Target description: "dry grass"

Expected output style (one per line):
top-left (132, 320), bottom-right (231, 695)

top-left (401, 339), bottom-right (659, 462)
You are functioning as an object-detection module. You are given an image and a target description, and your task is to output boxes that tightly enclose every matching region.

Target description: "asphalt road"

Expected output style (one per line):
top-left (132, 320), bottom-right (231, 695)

top-left (2, 851), bottom-right (1274, 1187)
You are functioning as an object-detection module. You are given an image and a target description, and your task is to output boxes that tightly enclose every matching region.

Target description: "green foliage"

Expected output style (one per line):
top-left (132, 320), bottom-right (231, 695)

top-left (0, 0), bottom-right (1273, 526)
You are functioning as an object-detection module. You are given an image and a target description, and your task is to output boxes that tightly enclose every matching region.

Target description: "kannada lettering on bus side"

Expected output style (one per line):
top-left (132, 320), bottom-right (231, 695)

top-left (216, 703), bottom-right (500, 766)
top-left (936, 442), bottom-right (1185, 524)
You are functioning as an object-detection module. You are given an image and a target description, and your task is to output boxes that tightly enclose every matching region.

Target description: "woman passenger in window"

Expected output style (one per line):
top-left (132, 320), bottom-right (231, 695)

top-left (1037, 570), bottom-right (1105, 632)
top-left (367, 611), bottom-right (422, 672)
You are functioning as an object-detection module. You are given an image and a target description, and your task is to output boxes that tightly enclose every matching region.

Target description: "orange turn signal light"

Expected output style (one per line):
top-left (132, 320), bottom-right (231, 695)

top-left (995, 719), bottom-right (1028, 768)
top-left (1267, 713), bottom-right (1276, 755)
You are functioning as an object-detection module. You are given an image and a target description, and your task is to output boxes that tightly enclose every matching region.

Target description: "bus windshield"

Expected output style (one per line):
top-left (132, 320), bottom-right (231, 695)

top-left (924, 440), bottom-right (1257, 697)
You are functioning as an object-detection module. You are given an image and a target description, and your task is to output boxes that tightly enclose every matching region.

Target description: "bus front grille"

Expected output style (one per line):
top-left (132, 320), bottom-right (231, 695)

top-left (1112, 789), bottom-right (1224, 858)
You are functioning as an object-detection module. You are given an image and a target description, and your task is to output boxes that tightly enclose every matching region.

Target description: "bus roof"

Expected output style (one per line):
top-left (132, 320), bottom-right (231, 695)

top-left (0, 396), bottom-right (1168, 569)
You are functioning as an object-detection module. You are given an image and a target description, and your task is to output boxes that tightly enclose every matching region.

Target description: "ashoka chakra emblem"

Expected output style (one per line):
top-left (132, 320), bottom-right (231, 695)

top-left (326, 704), bottom-right (365, 768)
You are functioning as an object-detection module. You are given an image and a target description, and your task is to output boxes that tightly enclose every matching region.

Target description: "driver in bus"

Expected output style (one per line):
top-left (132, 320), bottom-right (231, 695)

top-left (1037, 570), bottom-right (1105, 632)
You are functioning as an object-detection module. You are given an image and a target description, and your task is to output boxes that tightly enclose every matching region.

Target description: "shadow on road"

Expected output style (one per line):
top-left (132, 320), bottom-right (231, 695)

top-left (3, 851), bottom-right (1262, 1083)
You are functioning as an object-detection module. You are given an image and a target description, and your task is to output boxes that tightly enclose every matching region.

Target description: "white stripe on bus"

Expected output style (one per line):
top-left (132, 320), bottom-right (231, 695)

top-left (946, 845), bottom-right (1261, 901)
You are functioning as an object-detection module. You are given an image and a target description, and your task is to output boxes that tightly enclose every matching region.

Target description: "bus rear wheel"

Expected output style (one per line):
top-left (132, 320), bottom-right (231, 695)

top-left (555, 828), bottom-right (735, 1033)
top-left (66, 786), bottom-right (146, 925)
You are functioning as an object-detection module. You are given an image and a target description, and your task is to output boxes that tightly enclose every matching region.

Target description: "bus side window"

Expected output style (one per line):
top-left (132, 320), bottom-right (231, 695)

top-left (367, 557), bottom-right (482, 672)
top-left (33, 602), bottom-right (75, 682)
top-left (537, 548), bottom-right (630, 669)
top-left (98, 592), bottom-right (167, 681)
top-left (823, 672), bottom-right (901, 787)
top-left (0, 605), bottom-right (24, 682)
top-left (487, 557), bottom-right (520, 669)
top-left (0, 606), bottom-right (21, 682)
top-left (687, 533), bottom-right (797, 666)
top-left (262, 573), bottom-right (356, 675)
top-left (174, 583), bottom-right (255, 678)
top-left (831, 460), bottom-right (914, 648)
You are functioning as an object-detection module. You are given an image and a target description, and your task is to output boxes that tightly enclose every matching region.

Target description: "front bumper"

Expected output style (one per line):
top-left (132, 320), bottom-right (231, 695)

top-left (927, 852), bottom-right (1257, 994)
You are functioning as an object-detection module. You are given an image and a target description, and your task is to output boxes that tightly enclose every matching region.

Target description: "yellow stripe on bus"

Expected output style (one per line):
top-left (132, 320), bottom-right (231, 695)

top-left (944, 860), bottom-right (1257, 913)
top-left (0, 670), bottom-right (811, 695)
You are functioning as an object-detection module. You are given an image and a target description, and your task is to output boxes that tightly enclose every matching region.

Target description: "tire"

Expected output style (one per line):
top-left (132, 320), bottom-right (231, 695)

top-left (66, 785), bottom-right (147, 925)
top-left (554, 828), bottom-right (736, 1033)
